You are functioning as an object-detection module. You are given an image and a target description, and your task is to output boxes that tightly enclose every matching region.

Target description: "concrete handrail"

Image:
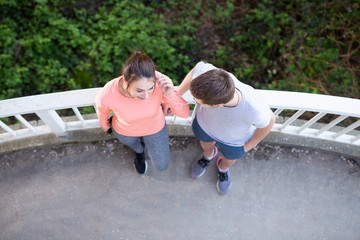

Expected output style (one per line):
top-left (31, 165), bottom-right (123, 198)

top-left (0, 88), bottom-right (359, 155)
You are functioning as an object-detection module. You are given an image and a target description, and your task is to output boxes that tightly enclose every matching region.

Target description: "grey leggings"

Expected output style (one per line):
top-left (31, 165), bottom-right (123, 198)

top-left (112, 124), bottom-right (170, 171)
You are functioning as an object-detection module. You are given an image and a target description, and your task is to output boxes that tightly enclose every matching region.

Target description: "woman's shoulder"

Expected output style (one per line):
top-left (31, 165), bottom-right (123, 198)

top-left (104, 76), bottom-right (122, 88)
top-left (97, 76), bottom-right (122, 99)
top-left (99, 76), bottom-right (121, 94)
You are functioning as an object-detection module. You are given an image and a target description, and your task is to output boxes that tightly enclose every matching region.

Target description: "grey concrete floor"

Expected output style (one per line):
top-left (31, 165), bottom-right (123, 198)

top-left (0, 137), bottom-right (360, 240)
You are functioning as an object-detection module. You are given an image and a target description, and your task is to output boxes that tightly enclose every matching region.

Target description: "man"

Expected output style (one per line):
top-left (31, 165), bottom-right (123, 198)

top-left (177, 62), bottom-right (275, 195)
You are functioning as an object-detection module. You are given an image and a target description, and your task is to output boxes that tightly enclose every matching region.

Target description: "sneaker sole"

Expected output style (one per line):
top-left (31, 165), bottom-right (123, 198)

top-left (216, 156), bottom-right (231, 195)
top-left (216, 180), bottom-right (232, 195)
top-left (133, 160), bottom-right (148, 175)
top-left (192, 147), bottom-right (219, 179)
top-left (191, 168), bottom-right (206, 179)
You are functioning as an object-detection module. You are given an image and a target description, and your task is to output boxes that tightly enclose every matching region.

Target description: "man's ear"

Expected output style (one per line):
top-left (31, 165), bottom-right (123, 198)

top-left (216, 104), bottom-right (224, 108)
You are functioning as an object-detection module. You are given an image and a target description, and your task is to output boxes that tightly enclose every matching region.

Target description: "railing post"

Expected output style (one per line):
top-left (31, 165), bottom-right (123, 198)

top-left (1, 89), bottom-right (359, 149)
top-left (15, 114), bottom-right (36, 133)
top-left (36, 110), bottom-right (66, 136)
top-left (0, 120), bottom-right (17, 136)
top-left (72, 107), bottom-right (86, 126)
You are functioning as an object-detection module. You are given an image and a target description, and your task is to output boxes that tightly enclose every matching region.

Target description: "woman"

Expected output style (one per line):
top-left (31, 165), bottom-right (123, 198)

top-left (95, 50), bottom-right (189, 174)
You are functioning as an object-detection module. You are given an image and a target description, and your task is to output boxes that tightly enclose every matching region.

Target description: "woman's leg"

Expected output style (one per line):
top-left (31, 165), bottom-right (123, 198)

top-left (112, 128), bottom-right (148, 174)
top-left (112, 129), bottom-right (144, 154)
top-left (142, 124), bottom-right (170, 171)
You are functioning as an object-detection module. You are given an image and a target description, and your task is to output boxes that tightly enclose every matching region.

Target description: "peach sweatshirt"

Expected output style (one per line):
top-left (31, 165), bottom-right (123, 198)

top-left (95, 74), bottom-right (189, 137)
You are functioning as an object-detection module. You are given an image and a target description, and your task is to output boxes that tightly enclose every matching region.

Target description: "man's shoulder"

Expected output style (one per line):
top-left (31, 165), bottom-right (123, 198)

top-left (192, 62), bottom-right (218, 79)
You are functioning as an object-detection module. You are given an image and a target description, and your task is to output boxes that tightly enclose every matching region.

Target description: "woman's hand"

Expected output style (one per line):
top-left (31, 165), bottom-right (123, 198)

top-left (162, 102), bottom-right (174, 115)
top-left (155, 71), bottom-right (174, 96)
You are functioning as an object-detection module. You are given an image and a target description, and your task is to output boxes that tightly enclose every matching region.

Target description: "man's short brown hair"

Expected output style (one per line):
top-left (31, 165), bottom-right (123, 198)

top-left (190, 69), bottom-right (235, 105)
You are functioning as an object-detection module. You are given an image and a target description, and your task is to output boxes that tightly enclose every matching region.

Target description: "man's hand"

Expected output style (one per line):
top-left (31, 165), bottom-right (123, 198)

top-left (243, 110), bottom-right (275, 153)
top-left (243, 141), bottom-right (255, 152)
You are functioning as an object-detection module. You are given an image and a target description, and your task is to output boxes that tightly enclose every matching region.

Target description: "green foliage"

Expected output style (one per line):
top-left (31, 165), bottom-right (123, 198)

top-left (155, 0), bottom-right (201, 80)
top-left (0, 0), bottom-right (194, 99)
top-left (183, 0), bottom-right (359, 98)
top-left (86, 1), bottom-right (180, 84)
top-left (0, 0), bottom-right (359, 100)
top-left (261, 0), bottom-right (359, 97)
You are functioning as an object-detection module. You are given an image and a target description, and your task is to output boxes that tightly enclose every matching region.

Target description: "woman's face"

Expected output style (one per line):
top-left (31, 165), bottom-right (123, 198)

top-left (126, 77), bottom-right (155, 101)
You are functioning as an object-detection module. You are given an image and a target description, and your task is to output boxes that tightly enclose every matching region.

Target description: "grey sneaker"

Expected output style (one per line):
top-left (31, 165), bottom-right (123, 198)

top-left (191, 147), bottom-right (218, 178)
top-left (216, 157), bottom-right (232, 195)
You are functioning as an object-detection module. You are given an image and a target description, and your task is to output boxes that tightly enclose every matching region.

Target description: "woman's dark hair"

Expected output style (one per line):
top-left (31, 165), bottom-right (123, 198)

top-left (122, 49), bottom-right (156, 89)
top-left (190, 69), bottom-right (235, 105)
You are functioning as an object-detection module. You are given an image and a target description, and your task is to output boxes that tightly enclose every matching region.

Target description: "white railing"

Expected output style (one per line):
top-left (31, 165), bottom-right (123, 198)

top-left (0, 88), bottom-right (360, 147)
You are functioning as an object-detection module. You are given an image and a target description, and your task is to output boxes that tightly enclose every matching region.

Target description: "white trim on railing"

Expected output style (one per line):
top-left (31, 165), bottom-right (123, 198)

top-left (0, 89), bottom-right (359, 146)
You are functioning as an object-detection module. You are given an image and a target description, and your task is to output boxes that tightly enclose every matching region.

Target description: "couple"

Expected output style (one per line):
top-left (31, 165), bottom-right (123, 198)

top-left (95, 50), bottom-right (275, 195)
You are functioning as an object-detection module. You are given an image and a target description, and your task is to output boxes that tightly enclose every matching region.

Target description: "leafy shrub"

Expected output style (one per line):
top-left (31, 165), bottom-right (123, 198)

top-left (0, 0), bottom-right (195, 99)
top-left (266, 1), bottom-right (359, 98)
top-left (0, 0), bottom-right (359, 100)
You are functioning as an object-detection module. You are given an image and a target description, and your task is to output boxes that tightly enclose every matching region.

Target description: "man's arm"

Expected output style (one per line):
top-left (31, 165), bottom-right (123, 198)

top-left (176, 68), bottom-right (194, 96)
top-left (244, 109), bottom-right (275, 152)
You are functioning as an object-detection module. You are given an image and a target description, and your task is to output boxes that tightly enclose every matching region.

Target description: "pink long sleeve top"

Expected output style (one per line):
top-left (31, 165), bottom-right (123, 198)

top-left (95, 73), bottom-right (190, 137)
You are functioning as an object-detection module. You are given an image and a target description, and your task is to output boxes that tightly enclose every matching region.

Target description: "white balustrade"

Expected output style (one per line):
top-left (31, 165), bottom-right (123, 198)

top-left (0, 89), bottom-right (359, 146)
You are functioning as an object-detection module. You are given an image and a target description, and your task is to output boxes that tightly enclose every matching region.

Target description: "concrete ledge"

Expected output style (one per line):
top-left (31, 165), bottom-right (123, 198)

top-left (0, 124), bottom-right (359, 158)
top-left (0, 125), bottom-right (194, 154)
top-left (263, 132), bottom-right (360, 158)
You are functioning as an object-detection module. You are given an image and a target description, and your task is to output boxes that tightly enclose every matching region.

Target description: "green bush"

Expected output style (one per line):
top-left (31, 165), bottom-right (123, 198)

top-left (266, 1), bottom-right (359, 98)
top-left (181, 0), bottom-right (359, 98)
top-left (0, 0), bottom-right (196, 99)
top-left (0, 0), bottom-right (359, 100)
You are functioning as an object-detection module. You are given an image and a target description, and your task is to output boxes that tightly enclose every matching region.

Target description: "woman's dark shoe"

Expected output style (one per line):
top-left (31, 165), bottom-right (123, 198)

top-left (133, 144), bottom-right (148, 174)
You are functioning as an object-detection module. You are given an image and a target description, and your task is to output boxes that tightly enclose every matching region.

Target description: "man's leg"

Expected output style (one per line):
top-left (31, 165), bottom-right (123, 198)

top-left (218, 157), bottom-right (237, 171)
top-left (200, 140), bottom-right (216, 158)
top-left (191, 140), bottom-right (218, 179)
top-left (191, 118), bottom-right (219, 178)
top-left (215, 144), bottom-right (246, 195)
top-left (216, 156), bottom-right (234, 195)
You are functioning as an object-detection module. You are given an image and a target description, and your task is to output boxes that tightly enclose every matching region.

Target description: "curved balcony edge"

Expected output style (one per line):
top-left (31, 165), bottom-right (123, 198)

top-left (0, 124), bottom-right (359, 158)
top-left (0, 88), bottom-right (359, 157)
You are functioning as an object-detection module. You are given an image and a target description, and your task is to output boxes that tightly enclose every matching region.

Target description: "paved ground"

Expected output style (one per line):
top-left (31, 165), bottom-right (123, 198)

top-left (0, 137), bottom-right (360, 240)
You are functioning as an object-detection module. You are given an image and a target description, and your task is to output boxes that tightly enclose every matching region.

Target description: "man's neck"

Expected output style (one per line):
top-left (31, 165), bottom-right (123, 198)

top-left (223, 89), bottom-right (242, 107)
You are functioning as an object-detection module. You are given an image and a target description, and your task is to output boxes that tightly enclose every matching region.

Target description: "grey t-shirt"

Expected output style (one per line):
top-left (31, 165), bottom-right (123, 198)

top-left (192, 62), bottom-right (271, 147)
